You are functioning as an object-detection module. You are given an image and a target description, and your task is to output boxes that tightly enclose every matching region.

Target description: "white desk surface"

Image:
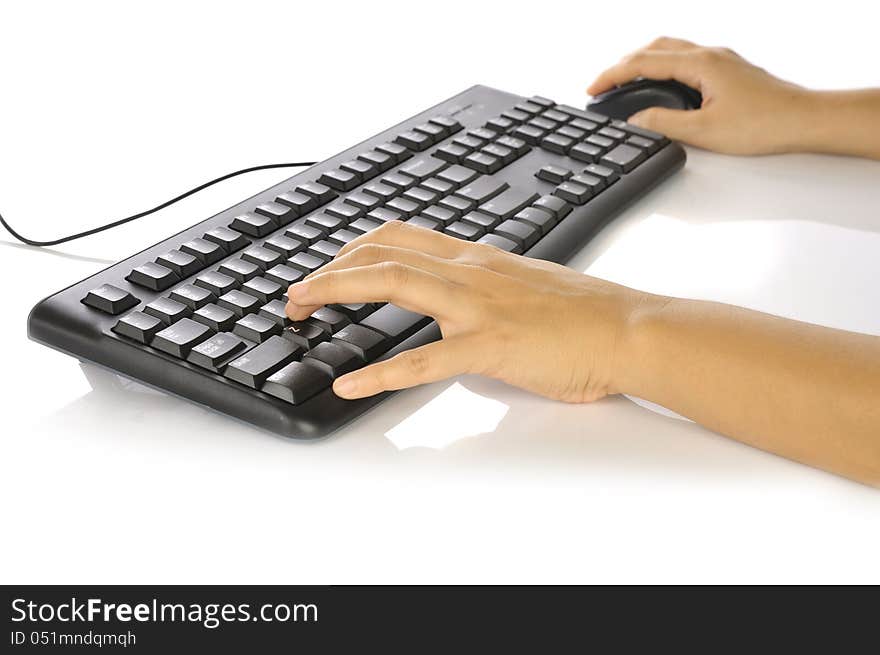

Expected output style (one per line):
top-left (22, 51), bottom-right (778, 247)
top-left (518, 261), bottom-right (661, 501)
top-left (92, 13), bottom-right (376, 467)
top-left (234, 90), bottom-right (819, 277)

top-left (1, 1), bottom-right (879, 584)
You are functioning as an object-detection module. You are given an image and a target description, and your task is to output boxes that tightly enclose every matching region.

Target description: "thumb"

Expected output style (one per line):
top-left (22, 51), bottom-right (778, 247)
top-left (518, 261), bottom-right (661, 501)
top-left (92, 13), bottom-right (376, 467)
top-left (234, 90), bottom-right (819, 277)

top-left (628, 107), bottom-right (702, 141)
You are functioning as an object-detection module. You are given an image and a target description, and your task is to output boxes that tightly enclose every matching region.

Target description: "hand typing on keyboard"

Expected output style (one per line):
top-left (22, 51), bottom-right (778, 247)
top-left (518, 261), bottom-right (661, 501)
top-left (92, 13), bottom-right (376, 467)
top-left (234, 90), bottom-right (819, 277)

top-left (588, 36), bottom-right (880, 160)
top-left (286, 220), bottom-right (647, 403)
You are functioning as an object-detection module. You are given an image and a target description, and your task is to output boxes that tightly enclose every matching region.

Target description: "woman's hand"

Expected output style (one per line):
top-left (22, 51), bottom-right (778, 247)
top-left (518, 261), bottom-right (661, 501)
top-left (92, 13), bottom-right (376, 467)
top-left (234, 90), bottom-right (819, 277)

top-left (587, 36), bottom-right (815, 155)
top-left (285, 221), bottom-right (651, 401)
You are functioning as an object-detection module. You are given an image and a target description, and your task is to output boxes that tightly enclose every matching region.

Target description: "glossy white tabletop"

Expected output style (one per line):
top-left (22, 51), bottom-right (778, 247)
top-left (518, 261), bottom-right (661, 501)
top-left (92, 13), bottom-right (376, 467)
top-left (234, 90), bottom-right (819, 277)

top-left (1, 1), bottom-right (878, 584)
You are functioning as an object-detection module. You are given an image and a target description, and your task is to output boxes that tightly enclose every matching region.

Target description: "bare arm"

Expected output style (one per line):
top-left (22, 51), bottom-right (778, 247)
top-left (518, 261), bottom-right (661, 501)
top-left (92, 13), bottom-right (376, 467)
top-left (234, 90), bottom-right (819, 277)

top-left (285, 223), bottom-right (880, 486)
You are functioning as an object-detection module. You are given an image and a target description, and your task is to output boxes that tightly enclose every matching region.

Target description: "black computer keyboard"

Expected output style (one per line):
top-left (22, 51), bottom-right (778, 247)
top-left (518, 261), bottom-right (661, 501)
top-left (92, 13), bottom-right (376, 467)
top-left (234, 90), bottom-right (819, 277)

top-left (28, 85), bottom-right (685, 439)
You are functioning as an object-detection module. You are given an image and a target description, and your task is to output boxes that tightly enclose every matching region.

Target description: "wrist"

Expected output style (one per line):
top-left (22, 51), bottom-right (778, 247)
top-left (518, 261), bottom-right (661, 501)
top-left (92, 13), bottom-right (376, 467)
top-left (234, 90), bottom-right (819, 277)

top-left (610, 291), bottom-right (673, 396)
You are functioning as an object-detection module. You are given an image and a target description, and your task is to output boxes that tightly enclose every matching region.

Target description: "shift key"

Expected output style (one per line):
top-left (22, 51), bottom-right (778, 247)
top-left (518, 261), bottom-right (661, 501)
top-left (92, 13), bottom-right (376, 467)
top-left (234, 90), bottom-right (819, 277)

top-left (360, 304), bottom-right (430, 342)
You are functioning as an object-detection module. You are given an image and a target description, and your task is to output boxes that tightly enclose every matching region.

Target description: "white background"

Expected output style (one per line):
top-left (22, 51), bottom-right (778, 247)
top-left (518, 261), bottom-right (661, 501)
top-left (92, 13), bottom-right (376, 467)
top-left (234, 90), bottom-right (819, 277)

top-left (1, 0), bottom-right (879, 584)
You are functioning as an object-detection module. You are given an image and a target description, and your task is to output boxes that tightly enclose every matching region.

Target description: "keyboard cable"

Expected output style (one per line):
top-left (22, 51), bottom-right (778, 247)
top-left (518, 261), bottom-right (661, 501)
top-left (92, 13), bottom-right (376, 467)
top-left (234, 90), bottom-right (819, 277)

top-left (0, 161), bottom-right (318, 248)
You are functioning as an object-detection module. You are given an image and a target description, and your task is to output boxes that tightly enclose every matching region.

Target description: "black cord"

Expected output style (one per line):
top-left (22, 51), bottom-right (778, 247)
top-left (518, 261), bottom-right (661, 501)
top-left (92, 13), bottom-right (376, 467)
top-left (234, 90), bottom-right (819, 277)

top-left (0, 161), bottom-right (317, 247)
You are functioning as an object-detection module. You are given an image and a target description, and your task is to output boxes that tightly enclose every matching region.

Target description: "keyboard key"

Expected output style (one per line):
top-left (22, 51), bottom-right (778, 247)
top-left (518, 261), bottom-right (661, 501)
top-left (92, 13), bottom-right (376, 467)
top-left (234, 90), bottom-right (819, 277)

top-left (541, 133), bottom-right (574, 154)
top-left (413, 122), bottom-right (445, 142)
top-left (287, 251), bottom-right (325, 274)
top-left (308, 240), bottom-right (341, 262)
top-left (282, 322), bottom-right (329, 349)
top-left (455, 177), bottom-right (509, 204)
top-left (332, 324), bottom-right (387, 360)
top-left (427, 115), bottom-right (462, 134)
top-left (463, 152), bottom-right (502, 174)
top-left (357, 150), bottom-right (394, 172)
top-left (229, 212), bottom-right (275, 238)
top-left (583, 163), bottom-right (620, 185)
top-left (241, 277), bottom-right (284, 303)
top-left (83, 284), bottom-right (140, 315)
top-left (307, 306), bottom-right (350, 333)
top-left (494, 135), bottom-right (529, 156)
top-left (400, 156), bottom-right (448, 182)
top-left (345, 191), bottom-right (382, 211)
top-left (156, 250), bottom-right (201, 278)
top-left (180, 238), bottom-right (224, 264)
top-left (144, 296), bottom-right (190, 324)
top-left (328, 228), bottom-right (361, 245)
top-left (127, 262), bottom-right (179, 291)
top-left (217, 289), bottom-right (261, 318)
top-left (294, 181), bottom-right (337, 204)
top-left (318, 168), bottom-right (359, 191)
top-left (569, 142), bottom-right (603, 163)
top-left (532, 194), bottom-right (572, 220)
top-left (260, 299), bottom-right (293, 327)
top-left (553, 181), bottom-right (593, 205)
top-left (194, 270), bottom-right (238, 296)
top-left (310, 213), bottom-right (349, 234)
top-left (187, 332), bottom-right (250, 371)
top-left (302, 341), bottom-right (362, 378)
top-left (386, 197), bottom-right (420, 218)
top-left (193, 303), bottom-right (237, 331)
top-left (204, 226), bottom-right (250, 252)
top-left (394, 130), bottom-right (432, 151)
top-left (362, 182), bottom-right (399, 202)
top-left (601, 143), bottom-right (647, 173)
top-left (367, 207), bottom-right (403, 223)
top-left (255, 200), bottom-right (295, 225)
top-left (514, 206), bottom-right (556, 235)
top-left (242, 246), bottom-right (284, 270)
top-left (218, 258), bottom-right (260, 282)
top-left (112, 311), bottom-right (163, 343)
top-left (375, 142), bottom-right (411, 163)
top-left (340, 159), bottom-right (377, 180)
top-left (461, 211), bottom-right (498, 231)
top-left (536, 165), bottom-right (572, 184)
top-left (445, 220), bottom-right (483, 240)
top-left (586, 134), bottom-right (615, 149)
top-left (285, 222), bottom-right (325, 246)
top-left (361, 304), bottom-right (430, 341)
top-left (477, 233), bottom-right (521, 253)
top-left (479, 189), bottom-right (539, 221)
top-left (275, 191), bottom-right (316, 216)
top-left (233, 313), bottom-right (281, 343)
top-left (263, 361), bottom-right (332, 404)
top-left (225, 335), bottom-right (304, 388)
top-left (263, 234), bottom-right (305, 257)
top-left (152, 317), bottom-right (213, 358)
top-left (421, 205), bottom-right (457, 226)
top-left (512, 124), bottom-right (545, 145)
top-left (494, 219), bottom-right (540, 249)
top-left (170, 284), bottom-right (216, 310)
top-left (555, 105), bottom-right (609, 124)
top-left (264, 264), bottom-right (304, 287)
top-left (348, 218), bottom-right (382, 235)
top-left (435, 143), bottom-right (470, 164)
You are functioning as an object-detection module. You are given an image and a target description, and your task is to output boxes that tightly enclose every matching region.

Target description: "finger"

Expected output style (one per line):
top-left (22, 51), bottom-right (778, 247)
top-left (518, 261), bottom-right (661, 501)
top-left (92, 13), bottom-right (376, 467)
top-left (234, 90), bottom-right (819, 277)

top-left (286, 262), bottom-right (460, 320)
top-left (334, 220), bottom-right (470, 262)
top-left (333, 337), bottom-right (478, 399)
top-left (307, 243), bottom-right (487, 286)
top-left (628, 106), bottom-right (705, 140)
top-left (587, 51), bottom-right (704, 96)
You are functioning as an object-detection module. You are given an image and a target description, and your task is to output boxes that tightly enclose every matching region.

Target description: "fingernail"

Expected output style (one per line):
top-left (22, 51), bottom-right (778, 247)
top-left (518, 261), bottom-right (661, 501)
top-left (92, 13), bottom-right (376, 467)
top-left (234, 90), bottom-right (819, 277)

top-left (334, 377), bottom-right (357, 398)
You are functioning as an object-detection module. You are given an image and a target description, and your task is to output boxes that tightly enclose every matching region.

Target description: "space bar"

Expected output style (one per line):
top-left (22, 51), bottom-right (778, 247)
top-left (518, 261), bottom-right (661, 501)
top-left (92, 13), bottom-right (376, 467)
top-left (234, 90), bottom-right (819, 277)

top-left (360, 305), bottom-right (431, 343)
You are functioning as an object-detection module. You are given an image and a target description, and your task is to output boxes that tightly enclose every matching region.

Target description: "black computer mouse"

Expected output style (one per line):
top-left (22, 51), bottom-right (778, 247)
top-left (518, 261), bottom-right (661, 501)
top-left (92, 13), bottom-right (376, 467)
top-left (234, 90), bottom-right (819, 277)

top-left (587, 79), bottom-right (703, 120)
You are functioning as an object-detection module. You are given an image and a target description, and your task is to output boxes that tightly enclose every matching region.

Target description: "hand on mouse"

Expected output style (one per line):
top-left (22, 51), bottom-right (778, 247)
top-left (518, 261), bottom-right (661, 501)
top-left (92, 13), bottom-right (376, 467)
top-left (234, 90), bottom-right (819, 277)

top-left (285, 220), bottom-right (654, 401)
top-left (587, 37), bottom-right (814, 155)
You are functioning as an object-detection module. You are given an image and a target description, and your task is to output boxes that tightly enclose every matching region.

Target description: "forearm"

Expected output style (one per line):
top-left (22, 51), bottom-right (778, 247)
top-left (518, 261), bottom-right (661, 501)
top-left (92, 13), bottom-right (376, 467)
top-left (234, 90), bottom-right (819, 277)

top-left (618, 296), bottom-right (880, 485)
top-left (794, 89), bottom-right (880, 159)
